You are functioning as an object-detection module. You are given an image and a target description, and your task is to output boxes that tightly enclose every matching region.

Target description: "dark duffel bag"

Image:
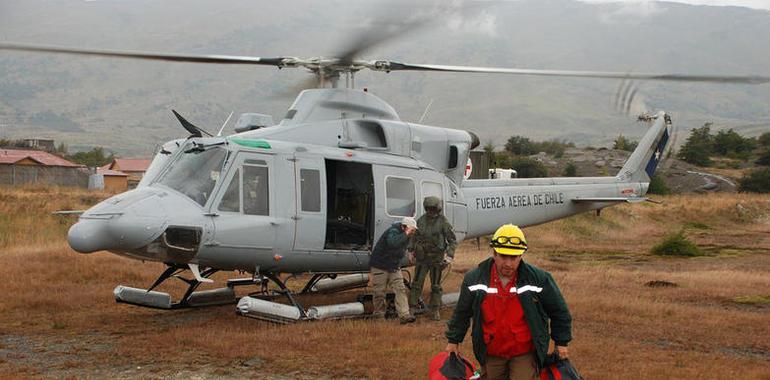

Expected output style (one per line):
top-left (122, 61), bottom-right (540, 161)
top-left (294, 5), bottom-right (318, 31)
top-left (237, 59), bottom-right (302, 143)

top-left (539, 352), bottom-right (583, 380)
top-left (429, 352), bottom-right (476, 380)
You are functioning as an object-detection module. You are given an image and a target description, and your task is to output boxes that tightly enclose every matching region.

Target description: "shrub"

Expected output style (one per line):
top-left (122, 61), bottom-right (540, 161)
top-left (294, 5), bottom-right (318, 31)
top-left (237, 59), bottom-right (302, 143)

top-left (756, 150), bottom-right (770, 166)
top-left (758, 131), bottom-right (770, 147)
top-left (613, 134), bottom-right (638, 152)
top-left (563, 162), bottom-right (578, 177)
top-left (738, 167), bottom-right (770, 193)
top-left (677, 124), bottom-right (714, 166)
top-left (505, 136), bottom-right (537, 156)
top-left (510, 157), bottom-right (548, 178)
top-left (713, 128), bottom-right (756, 158)
top-left (651, 230), bottom-right (703, 257)
top-left (647, 174), bottom-right (670, 195)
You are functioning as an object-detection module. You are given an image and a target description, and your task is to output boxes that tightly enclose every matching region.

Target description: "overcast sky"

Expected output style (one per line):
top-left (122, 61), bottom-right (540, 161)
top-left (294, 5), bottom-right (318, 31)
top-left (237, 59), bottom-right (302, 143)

top-left (579, 0), bottom-right (770, 10)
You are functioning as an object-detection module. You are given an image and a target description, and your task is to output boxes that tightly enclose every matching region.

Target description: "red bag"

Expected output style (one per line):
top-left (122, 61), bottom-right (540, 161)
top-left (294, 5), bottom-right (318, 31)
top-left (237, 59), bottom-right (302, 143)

top-left (539, 352), bottom-right (583, 380)
top-left (429, 352), bottom-right (476, 380)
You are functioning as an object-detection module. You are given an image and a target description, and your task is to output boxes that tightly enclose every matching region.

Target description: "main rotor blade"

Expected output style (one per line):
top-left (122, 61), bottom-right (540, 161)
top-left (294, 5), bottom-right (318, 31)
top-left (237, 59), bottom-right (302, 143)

top-left (336, 1), bottom-right (486, 64)
top-left (380, 62), bottom-right (770, 84)
top-left (0, 42), bottom-right (287, 66)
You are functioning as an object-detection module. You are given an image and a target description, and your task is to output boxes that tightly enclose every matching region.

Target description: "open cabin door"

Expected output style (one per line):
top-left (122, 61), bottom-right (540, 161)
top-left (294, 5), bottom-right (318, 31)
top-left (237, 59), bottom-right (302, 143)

top-left (323, 160), bottom-right (374, 251)
top-left (292, 153), bottom-right (327, 251)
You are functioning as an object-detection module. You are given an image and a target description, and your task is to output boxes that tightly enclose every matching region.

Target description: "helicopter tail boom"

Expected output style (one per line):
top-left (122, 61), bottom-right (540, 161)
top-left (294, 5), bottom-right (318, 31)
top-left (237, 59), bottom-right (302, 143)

top-left (615, 111), bottom-right (671, 184)
top-left (460, 112), bottom-right (671, 238)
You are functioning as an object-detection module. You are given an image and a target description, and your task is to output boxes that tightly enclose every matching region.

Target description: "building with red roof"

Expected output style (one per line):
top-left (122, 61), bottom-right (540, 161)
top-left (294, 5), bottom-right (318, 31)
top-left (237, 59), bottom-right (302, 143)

top-left (102, 158), bottom-right (152, 187)
top-left (0, 148), bottom-right (88, 187)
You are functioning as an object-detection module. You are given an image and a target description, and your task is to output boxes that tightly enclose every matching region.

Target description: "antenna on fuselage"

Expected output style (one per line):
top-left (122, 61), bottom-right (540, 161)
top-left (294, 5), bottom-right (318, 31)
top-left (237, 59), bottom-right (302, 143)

top-left (217, 111), bottom-right (234, 137)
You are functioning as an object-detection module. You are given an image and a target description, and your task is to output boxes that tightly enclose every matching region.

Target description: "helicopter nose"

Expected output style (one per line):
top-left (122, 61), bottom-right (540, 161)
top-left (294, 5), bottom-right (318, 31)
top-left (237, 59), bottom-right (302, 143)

top-left (67, 189), bottom-right (168, 254)
top-left (68, 216), bottom-right (166, 254)
top-left (68, 219), bottom-right (111, 253)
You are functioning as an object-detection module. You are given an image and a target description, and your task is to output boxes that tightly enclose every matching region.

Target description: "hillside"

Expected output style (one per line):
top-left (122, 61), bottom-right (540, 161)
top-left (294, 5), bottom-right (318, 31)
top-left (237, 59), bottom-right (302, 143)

top-left (1, 0), bottom-right (770, 155)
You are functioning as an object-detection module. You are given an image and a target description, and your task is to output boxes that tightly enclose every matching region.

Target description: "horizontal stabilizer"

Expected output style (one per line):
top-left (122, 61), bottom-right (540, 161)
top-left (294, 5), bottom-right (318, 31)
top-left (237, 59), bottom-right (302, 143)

top-left (572, 197), bottom-right (649, 204)
top-left (52, 210), bottom-right (85, 215)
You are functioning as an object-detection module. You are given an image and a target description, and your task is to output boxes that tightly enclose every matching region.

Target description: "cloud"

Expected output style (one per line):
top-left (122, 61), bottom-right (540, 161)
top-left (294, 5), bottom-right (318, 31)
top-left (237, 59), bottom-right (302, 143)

top-left (446, 10), bottom-right (498, 37)
top-left (580, 0), bottom-right (770, 12)
top-left (587, 1), bottom-right (664, 23)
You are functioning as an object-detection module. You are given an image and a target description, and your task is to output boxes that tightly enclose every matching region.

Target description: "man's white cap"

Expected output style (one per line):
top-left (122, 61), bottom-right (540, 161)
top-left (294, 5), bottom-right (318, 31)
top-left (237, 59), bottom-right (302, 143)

top-left (401, 217), bottom-right (418, 229)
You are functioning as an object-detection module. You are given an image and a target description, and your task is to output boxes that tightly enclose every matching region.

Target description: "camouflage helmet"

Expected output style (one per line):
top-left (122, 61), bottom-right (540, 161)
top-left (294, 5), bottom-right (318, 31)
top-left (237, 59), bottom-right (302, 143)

top-left (423, 196), bottom-right (443, 211)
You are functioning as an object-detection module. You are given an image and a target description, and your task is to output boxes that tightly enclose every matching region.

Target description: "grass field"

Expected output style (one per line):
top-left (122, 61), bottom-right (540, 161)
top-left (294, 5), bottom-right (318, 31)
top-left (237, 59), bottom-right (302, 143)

top-left (0, 186), bottom-right (768, 379)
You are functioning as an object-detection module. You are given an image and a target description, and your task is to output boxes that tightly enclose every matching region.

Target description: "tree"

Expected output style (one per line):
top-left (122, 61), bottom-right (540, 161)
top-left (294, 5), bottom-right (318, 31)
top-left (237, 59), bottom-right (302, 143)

top-left (68, 147), bottom-right (115, 168)
top-left (758, 132), bottom-right (770, 147)
top-left (738, 168), bottom-right (770, 193)
top-left (510, 157), bottom-right (548, 178)
top-left (55, 142), bottom-right (68, 155)
top-left (563, 162), bottom-right (577, 177)
top-left (613, 134), bottom-right (638, 152)
top-left (677, 124), bottom-right (713, 166)
top-left (647, 174), bottom-right (670, 195)
top-left (713, 128), bottom-right (756, 159)
top-left (505, 136), bottom-right (536, 156)
top-left (483, 141), bottom-right (495, 167)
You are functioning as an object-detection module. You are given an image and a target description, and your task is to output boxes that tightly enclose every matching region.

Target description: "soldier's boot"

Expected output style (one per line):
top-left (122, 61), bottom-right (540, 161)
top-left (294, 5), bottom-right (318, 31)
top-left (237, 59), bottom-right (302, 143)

top-left (431, 308), bottom-right (441, 321)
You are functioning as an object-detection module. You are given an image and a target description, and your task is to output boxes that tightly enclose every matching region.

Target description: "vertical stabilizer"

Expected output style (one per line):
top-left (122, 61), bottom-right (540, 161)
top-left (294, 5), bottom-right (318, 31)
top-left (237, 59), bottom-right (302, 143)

top-left (616, 112), bottom-right (671, 183)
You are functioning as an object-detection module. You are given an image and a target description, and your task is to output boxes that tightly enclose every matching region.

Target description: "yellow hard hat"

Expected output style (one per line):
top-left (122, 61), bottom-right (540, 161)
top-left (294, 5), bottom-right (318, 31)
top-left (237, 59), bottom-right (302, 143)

top-left (490, 224), bottom-right (527, 255)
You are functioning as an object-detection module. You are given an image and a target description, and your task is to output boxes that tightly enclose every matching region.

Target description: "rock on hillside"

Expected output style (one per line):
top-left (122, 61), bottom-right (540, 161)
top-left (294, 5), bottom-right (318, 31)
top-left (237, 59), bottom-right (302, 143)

top-left (529, 148), bottom-right (737, 194)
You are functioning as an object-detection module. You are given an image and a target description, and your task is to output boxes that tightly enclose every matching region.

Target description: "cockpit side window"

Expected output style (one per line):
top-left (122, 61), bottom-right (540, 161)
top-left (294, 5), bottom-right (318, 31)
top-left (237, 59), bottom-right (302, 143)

top-left (218, 169), bottom-right (240, 212)
top-left (157, 146), bottom-right (227, 206)
top-left (243, 165), bottom-right (269, 216)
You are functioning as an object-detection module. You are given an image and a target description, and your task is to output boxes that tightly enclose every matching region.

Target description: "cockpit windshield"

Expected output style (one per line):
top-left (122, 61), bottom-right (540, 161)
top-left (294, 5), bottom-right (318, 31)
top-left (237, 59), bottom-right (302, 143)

top-left (157, 144), bottom-right (228, 206)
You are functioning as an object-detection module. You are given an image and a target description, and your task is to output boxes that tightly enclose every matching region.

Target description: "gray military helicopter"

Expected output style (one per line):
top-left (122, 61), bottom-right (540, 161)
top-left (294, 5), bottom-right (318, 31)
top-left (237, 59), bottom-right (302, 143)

top-left (3, 30), bottom-right (769, 317)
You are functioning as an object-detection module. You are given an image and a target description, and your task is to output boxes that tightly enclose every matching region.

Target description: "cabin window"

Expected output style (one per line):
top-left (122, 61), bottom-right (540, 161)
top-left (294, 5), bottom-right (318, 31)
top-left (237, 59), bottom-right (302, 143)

top-left (386, 177), bottom-right (415, 217)
top-left (300, 169), bottom-right (321, 212)
top-left (218, 169), bottom-right (240, 212)
top-left (422, 181), bottom-right (443, 204)
top-left (243, 165), bottom-right (269, 216)
top-left (448, 146), bottom-right (459, 169)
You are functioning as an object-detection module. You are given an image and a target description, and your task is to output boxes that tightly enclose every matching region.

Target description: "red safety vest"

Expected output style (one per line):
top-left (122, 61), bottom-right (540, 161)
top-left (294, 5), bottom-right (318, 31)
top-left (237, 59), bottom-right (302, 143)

top-left (481, 264), bottom-right (535, 358)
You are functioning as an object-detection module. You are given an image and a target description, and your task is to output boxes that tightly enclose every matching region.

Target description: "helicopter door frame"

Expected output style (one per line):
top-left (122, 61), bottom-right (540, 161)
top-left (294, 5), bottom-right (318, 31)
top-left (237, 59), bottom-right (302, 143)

top-left (292, 153), bottom-right (327, 251)
top-left (372, 165), bottom-right (419, 244)
top-left (207, 151), bottom-right (279, 255)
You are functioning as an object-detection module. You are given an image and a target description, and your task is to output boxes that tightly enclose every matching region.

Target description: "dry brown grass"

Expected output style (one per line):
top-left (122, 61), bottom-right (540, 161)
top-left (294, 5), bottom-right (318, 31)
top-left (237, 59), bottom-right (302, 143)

top-left (0, 185), bottom-right (113, 250)
top-left (0, 188), bottom-right (768, 379)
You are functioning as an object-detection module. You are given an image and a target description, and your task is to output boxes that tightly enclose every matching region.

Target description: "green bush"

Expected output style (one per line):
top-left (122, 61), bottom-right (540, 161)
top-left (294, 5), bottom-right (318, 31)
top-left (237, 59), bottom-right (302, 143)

top-left (563, 162), bottom-right (578, 177)
top-left (738, 167), bottom-right (770, 193)
top-left (613, 134), bottom-right (638, 152)
top-left (713, 129), bottom-right (756, 158)
top-left (647, 174), bottom-right (670, 195)
top-left (677, 124), bottom-right (714, 166)
top-left (504, 136), bottom-right (573, 157)
top-left (505, 136), bottom-right (537, 156)
top-left (758, 132), bottom-right (770, 147)
top-left (651, 231), bottom-right (703, 257)
top-left (510, 157), bottom-right (549, 178)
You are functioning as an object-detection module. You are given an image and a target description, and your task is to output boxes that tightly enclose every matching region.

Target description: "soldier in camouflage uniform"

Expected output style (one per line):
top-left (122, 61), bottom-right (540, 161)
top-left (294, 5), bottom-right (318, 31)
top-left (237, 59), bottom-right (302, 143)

top-left (409, 196), bottom-right (457, 321)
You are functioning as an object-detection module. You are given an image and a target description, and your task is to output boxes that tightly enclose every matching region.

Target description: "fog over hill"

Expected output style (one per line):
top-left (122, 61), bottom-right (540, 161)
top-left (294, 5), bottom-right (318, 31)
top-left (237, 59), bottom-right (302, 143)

top-left (1, 0), bottom-right (769, 156)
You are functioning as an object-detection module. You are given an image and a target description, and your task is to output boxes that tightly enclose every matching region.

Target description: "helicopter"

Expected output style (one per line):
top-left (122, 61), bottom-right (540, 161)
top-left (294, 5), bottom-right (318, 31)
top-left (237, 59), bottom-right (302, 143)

top-left (2, 20), bottom-right (769, 318)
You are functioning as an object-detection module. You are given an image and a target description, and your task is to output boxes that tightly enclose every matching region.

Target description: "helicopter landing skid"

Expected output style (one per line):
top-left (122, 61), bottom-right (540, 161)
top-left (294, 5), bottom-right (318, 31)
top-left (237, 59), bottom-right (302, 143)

top-left (113, 264), bottom-right (241, 310)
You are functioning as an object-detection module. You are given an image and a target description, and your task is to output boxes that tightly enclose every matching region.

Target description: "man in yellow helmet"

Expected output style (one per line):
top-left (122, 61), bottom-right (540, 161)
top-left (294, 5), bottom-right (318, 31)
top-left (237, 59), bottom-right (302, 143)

top-left (444, 224), bottom-right (572, 380)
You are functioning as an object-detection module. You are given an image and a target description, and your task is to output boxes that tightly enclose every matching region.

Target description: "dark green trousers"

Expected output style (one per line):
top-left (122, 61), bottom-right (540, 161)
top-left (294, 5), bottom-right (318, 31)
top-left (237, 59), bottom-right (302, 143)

top-left (409, 262), bottom-right (443, 309)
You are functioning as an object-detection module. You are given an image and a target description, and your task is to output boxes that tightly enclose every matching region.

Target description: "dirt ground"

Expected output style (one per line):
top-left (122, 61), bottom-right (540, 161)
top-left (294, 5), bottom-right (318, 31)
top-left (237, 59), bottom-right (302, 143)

top-left (1, 239), bottom-right (768, 379)
top-left (0, 191), bottom-right (768, 379)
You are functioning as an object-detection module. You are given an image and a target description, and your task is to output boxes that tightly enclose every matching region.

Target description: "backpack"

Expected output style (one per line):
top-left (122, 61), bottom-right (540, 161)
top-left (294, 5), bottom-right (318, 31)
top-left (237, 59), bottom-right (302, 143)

top-left (539, 352), bottom-right (583, 380)
top-left (429, 352), bottom-right (477, 380)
